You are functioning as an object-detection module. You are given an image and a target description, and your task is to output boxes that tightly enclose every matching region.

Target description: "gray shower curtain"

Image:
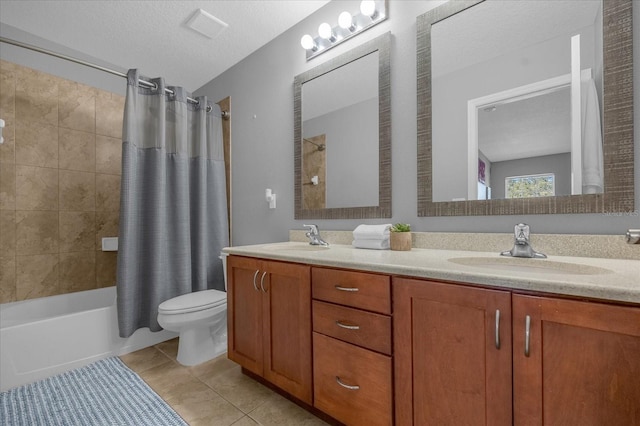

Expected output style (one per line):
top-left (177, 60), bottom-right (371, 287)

top-left (117, 69), bottom-right (229, 338)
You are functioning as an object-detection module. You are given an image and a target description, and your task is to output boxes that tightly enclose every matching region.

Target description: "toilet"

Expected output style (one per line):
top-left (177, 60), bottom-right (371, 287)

top-left (157, 255), bottom-right (229, 366)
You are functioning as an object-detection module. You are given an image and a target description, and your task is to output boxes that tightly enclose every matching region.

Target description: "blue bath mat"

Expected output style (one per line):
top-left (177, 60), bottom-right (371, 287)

top-left (0, 357), bottom-right (187, 426)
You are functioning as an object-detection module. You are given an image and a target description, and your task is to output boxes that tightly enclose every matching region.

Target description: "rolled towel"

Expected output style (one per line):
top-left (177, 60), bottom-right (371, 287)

top-left (353, 224), bottom-right (392, 241)
top-left (352, 239), bottom-right (390, 250)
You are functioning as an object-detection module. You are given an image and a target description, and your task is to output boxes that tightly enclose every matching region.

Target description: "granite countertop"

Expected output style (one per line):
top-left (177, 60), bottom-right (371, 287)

top-left (223, 242), bottom-right (640, 305)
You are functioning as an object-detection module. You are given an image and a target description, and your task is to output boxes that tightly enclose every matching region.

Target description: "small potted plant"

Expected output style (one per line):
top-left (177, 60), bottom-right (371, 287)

top-left (390, 223), bottom-right (412, 251)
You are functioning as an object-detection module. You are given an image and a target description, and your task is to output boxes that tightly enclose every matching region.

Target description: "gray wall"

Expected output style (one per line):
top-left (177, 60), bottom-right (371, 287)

top-left (196, 0), bottom-right (640, 245)
top-left (303, 98), bottom-right (379, 208)
top-left (3, 1), bottom-right (635, 248)
top-left (491, 153), bottom-right (572, 199)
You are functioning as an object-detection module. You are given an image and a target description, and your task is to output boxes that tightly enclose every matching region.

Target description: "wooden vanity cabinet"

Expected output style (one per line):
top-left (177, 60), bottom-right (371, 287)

top-left (226, 255), bottom-right (312, 404)
top-left (395, 277), bottom-right (640, 426)
top-left (394, 277), bottom-right (513, 426)
top-left (513, 294), bottom-right (640, 426)
top-left (312, 267), bottom-right (393, 426)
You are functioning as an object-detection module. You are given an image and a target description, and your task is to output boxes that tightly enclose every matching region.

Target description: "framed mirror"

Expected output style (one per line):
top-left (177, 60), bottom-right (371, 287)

top-left (417, 0), bottom-right (633, 216)
top-left (294, 31), bottom-right (391, 219)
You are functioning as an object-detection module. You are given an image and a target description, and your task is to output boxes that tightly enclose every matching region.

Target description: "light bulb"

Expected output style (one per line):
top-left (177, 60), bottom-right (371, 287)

top-left (338, 11), bottom-right (354, 31)
top-left (360, 0), bottom-right (377, 18)
top-left (318, 22), bottom-right (334, 40)
top-left (300, 34), bottom-right (316, 50)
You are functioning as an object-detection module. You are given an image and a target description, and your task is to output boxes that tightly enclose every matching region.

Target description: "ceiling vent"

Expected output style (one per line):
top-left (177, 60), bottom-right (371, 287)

top-left (186, 9), bottom-right (228, 39)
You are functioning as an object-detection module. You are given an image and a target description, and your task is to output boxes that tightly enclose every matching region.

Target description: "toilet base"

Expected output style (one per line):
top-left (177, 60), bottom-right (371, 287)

top-left (176, 326), bottom-right (227, 366)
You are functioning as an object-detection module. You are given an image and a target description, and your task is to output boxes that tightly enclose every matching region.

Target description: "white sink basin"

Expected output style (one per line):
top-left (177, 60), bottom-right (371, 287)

top-left (448, 256), bottom-right (612, 276)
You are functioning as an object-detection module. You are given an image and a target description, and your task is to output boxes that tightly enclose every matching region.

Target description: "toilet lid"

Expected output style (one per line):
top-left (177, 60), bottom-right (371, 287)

top-left (158, 289), bottom-right (226, 314)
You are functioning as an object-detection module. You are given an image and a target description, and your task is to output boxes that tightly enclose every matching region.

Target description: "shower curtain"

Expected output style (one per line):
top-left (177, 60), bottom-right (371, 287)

top-left (117, 69), bottom-right (229, 338)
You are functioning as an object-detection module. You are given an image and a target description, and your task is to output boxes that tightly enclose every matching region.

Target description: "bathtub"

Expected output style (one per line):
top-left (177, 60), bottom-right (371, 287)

top-left (0, 287), bottom-right (177, 391)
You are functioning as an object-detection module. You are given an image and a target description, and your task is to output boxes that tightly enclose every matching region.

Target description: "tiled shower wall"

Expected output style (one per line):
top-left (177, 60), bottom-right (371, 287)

top-left (0, 60), bottom-right (123, 303)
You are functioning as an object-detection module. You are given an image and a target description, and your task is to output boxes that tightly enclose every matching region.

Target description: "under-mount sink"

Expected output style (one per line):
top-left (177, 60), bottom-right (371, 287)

top-left (263, 243), bottom-right (330, 252)
top-left (447, 256), bottom-right (612, 276)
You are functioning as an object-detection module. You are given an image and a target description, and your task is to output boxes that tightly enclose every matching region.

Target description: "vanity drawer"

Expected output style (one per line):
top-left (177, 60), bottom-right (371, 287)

top-left (312, 267), bottom-right (391, 314)
top-left (313, 332), bottom-right (392, 426)
top-left (313, 300), bottom-right (391, 355)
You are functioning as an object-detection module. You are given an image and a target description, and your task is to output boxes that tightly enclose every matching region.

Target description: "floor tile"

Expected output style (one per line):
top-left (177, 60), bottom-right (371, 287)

top-left (155, 337), bottom-right (179, 360)
top-left (204, 364), bottom-right (274, 414)
top-left (165, 380), bottom-right (244, 426)
top-left (231, 416), bottom-right (260, 426)
top-left (248, 392), bottom-right (329, 426)
top-left (120, 346), bottom-right (170, 373)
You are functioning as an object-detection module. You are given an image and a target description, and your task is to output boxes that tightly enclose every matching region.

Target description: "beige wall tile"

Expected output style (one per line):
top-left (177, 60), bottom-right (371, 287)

top-left (59, 80), bottom-right (96, 133)
top-left (0, 257), bottom-right (16, 303)
top-left (0, 162), bottom-right (16, 209)
top-left (16, 253), bottom-right (59, 300)
top-left (59, 251), bottom-right (96, 293)
top-left (96, 250), bottom-right (117, 288)
top-left (59, 169), bottom-right (95, 211)
top-left (96, 91), bottom-right (124, 139)
top-left (59, 128), bottom-right (95, 172)
top-left (0, 63), bottom-right (16, 117)
top-left (0, 210), bottom-right (16, 254)
top-left (0, 114), bottom-right (15, 164)
top-left (15, 67), bottom-right (58, 126)
top-left (15, 121), bottom-right (58, 168)
top-left (15, 165), bottom-right (58, 210)
top-left (96, 173), bottom-right (120, 211)
top-left (95, 210), bottom-right (119, 248)
top-left (96, 135), bottom-right (122, 175)
top-left (60, 211), bottom-right (95, 253)
top-left (16, 210), bottom-right (59, 255)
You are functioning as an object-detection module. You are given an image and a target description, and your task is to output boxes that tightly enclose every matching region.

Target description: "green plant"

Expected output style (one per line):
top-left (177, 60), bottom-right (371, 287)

top-left (390, 223), bottom-right (411, 232)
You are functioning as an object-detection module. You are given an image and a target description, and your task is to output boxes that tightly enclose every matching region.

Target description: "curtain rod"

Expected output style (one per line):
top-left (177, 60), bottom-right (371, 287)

top-left (0, 36), bottom-right (229, 119)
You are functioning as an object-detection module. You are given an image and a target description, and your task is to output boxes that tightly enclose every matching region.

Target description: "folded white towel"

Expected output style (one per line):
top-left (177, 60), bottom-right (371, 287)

top-left (352, 239), bottom-right (390, 250)
top-left (353, 224), bottom-right (392, 241)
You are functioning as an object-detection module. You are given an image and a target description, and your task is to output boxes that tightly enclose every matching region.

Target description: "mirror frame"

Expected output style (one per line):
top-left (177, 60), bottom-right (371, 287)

top-left (294, 31), bottom-right (391, 219)
top-left (417, 0), bottom-right (634, 216)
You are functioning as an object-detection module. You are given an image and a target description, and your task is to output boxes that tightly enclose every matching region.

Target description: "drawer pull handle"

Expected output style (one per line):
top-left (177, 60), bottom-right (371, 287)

top-left (495, 309), bottom-right (501, 350)
top-left (525, 315), bottom-right (531, 357)
top-left (335, 376), bottom-right (360, 390)
top-left (335, 285), bottom-right (359, 292)
top-left (252, 270), bottom-right (260, 292)
top-left (335, 320), bottom-right (360, 330)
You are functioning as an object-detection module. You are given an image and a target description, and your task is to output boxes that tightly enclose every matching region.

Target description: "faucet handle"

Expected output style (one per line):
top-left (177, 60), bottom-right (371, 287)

top-left (514, 223), bottom-right (530, 243)
top-left (303, 224), bottom-right (319, 235)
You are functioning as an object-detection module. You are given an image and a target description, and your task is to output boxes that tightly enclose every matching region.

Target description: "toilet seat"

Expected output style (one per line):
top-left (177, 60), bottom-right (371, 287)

top-left (158, 289), bottom-right (226, 315)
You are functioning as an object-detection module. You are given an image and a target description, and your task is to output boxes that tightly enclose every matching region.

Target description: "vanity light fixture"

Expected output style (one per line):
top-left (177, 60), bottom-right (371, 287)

top-left (300, 0), bottom-right (387, 61)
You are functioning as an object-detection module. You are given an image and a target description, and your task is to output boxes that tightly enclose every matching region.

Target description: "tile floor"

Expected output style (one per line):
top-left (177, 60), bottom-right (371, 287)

top-left (120, 339), bottom-right (329, 426)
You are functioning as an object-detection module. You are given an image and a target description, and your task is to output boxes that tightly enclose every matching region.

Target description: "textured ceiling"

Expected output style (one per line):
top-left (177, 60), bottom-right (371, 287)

top-left (0, 0), bottom-right (330, 92)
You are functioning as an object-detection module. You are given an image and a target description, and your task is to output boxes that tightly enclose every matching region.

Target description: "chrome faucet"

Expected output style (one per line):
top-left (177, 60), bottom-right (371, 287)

top-left (501, 223), bottom-right (546, 259)
top-left (303, 224), bottom-right (329, 246)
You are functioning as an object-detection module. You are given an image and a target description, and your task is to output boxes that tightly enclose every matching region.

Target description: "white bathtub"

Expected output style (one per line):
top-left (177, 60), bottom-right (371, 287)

top-left (0, 287), bottom-right (177, 391)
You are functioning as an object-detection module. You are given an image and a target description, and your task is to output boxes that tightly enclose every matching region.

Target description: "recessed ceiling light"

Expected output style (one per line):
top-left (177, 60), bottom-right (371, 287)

top-left (186, 9), bottom-right (228, 39)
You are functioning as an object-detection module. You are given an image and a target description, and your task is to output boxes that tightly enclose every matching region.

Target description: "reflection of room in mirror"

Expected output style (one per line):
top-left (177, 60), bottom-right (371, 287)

top-left (302, 135), bottom-right (327, 210)
top-left (430, 0), bottom-right (603, 202)
top-left (302, 51), bottom-right (379, 209)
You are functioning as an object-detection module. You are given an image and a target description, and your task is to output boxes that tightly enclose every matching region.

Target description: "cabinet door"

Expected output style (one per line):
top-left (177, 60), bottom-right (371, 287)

top-left (394, 278), bottom-right (512, 426)
top-left (513, 295), bottom-right (640, 426)
top-left (262, 260), bottom-right (312, 404)
top-left (227, 256), bottom-right (263, 375)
